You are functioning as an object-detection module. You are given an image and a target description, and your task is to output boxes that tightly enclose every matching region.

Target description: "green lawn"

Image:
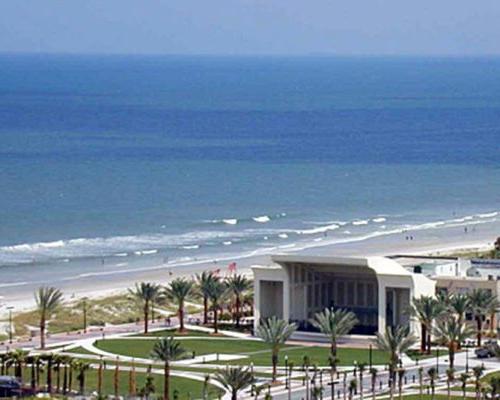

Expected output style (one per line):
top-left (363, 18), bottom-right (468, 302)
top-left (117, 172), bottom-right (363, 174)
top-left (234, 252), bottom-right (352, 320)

top-left (15, 366), bottom-right (222, 399)
top-left (65, 346), bottom-right (99, 355)
top-left (388, 396), bottom-right (466, 400)
top-left (95, 338), bottom-right (279, 359)
top-left (131, 329), bottom-right (215, 337)
top-left (406, 349), bottom-right (449, 361)
top-left (95, 338), bottom-right (389, 367)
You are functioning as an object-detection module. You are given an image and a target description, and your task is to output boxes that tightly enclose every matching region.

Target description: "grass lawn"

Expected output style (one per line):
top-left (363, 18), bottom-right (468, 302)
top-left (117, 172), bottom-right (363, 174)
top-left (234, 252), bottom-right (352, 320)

top-left (406, 349), bottom-right (449, 361)
top-left (131, 329), bottom-right (215, 337)
top-left (95, 338), bottom-right (280, 359)
top-left (387, 396), bottom-right (466, 400)
top-left (223, 345), bottom-right (390, 367)
top-left (95, 338), bottom-right (389, 367)
top-left (16, 366), bottom-right (222, 399)
top-left (65, 346), bottom-right (99, 356)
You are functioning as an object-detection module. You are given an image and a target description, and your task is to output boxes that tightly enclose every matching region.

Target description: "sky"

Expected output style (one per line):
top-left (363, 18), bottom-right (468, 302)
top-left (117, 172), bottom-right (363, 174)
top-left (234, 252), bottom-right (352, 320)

top-left (1, 0), bottom-right (500, 56)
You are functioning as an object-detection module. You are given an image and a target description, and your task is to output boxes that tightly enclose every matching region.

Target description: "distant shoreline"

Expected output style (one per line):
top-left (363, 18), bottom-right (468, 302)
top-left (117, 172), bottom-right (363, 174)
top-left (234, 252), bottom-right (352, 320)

top-left (1, 217), bottom-right (497, 317)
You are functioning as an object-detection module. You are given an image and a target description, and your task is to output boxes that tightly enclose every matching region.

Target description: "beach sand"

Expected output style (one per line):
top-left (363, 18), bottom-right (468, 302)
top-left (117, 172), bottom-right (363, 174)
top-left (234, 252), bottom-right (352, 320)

top-left (0, 218), bottom-right (497, 316)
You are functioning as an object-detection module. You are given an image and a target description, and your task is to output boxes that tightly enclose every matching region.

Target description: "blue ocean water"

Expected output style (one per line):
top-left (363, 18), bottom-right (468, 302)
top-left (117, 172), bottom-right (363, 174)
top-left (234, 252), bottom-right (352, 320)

top-left (0, 54), bottom-right (499, 270)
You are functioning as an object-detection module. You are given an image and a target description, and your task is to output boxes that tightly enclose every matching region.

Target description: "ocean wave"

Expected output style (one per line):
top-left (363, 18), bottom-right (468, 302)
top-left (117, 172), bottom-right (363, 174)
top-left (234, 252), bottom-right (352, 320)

top-left (296, 223), bottom-right (340, 235)
top-left (352, 220), bottom-right (369, 226)
top-left (372, 217), bottom-right (386, 223)
top-left (478, 212), bottom-right (498, 218)
top-left (278, 233), bottom-right (288, 239)
top-left (253, 215), bottom-right (270, 223)
top-left (223, 241), bottom-right (232, 246)
top-left (223, 218), bottom-right (238, 225)
top-left (181, 245), bottom-right (200, 250)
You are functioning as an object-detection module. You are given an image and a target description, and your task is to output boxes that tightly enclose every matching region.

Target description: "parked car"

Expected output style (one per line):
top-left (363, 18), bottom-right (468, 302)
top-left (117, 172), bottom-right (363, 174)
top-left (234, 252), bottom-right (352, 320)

top-left (0, 376), bottom-right (22, 397)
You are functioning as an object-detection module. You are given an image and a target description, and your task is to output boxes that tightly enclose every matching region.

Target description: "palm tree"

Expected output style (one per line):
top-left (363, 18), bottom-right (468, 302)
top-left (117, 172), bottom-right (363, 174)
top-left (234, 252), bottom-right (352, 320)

top-left (472, 365), bottom-right (484, 400)
top-left (397, 367), bottom-right (405, 400)
top-left (449, 294), bottom-right (470, 325)
top-left (486, 297), bottom-right (500, 336)
top-left (348, 379), bottom-right (357, 400)
top-left (418, 367), bottom-right (424, 400)
top-left (8, 349), bottom-right (28, 381)
top-left (427, 367), bottom-right (438, 400)
top-left (468, 289), bottom-right (495, 347)
top-left (74, 360), bottom-right (90, 395)
top-left (358, 362), bottom-right (367, 400)
top-left (129, 282), bottom-right (160, 334)
top-left (433, 315), bottom-right (474, 369)
top-left (128, 360), bottom-right (136, 398)
top-left (206, 279), bottom-right (228, 334)
top-left (375, 325), bottom-right (417, 400)
top-left (255, 316), bottom-right (297, 382)
top-left (114, 357), bottom-right (120, 399)
top-left (34, 286), bottom-right (63, 349)
top-left (488, 375), bottom-right (500, 399)
top-left (196, 271), bottom-right (219, 325)
top-left (410, 295), bottom-right (445, 354)
top-left (225, 274), bottom-right (252, 328)
top-left (370, 368), bottom-right (378, 400)
top-left (445, 368), bottom-right (455, 400)
top-left (165, 278), bottom-right (194, 332)
top-left (151, 336), bottom-right (186, 400)
top-left (213, 366), bottom-right (255, 400)
top-left (310, 307), bottom-right (358, 373)
top-left (458, 373), bottom-right (468, 400)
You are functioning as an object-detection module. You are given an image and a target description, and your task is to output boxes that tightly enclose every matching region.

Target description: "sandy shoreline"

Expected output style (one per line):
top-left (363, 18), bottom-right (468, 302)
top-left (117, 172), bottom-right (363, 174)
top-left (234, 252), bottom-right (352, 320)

top-left (0, 217), bottom-right (497, 317)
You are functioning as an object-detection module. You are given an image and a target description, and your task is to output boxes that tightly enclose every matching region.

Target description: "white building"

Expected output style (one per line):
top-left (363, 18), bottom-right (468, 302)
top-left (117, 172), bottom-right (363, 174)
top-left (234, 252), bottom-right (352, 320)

top-left (253, 254), bottom-right (435, 336)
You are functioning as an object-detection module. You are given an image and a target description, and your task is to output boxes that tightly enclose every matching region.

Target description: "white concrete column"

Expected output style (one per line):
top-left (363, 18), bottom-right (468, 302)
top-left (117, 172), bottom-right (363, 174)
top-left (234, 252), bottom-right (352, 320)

top-left (283, 266), bottom-right (291, 322)
top-left (253, 278), bottom-right (261, 332)
top-left (377, 281), bottom-right (386, 335)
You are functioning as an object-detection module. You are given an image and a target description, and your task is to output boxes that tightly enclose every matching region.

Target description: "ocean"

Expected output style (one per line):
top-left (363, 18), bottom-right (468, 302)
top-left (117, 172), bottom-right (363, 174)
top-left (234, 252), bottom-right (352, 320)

top-left (0, 54), bottom-right (499, 291)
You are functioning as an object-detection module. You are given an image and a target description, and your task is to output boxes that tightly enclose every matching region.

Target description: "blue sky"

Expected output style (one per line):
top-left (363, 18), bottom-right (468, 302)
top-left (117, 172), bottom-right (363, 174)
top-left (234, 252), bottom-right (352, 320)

top-left (1, 0), bottom-right (499, 55)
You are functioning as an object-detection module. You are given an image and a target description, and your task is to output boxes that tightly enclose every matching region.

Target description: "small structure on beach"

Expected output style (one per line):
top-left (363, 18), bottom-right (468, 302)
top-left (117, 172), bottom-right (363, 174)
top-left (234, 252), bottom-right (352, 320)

top-left (252, 254), bottom-right (435, 336)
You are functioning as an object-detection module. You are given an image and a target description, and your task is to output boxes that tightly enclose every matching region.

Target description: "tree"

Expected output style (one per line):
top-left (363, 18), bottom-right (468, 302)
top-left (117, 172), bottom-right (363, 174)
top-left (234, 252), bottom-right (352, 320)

top-left (446, 368), bottom-right (455, 400)
top-left (213, 366), bottom-right (255, 400)
top-left (458, 373), bottom-right (468, 400)
top-left (255, 316), bottom-right (297, 382)
top-left (397, 367), bottom-right (405, 400)
top-left (206, 279), bottom-right (228, 334)
top-left (34, 286), bottom-right (63, 349)
top-left (196, 271), bottom-right (219, 325)
top-left (138, 374), bottom-right (156, 400)
top-left (129, 282), bottom-right (160, 334)
top-left (8, 350), bottom-right (28, 381)
top-left (449, 294), bottom-right (470, 325)
top-left (370, 368), bottom-right (378, 400)
top-left (433, 315), bottom-right (474, 369)
top-left (151, 336), bottom-right (186, 400)
top-left (375, 325), bottom-right (417, 400)
top-left (488, 375), bottom-right (500, 399)
top-left (165, 278), bottom-right (194, 332)
top-left (310, 307), bottom-right (358, 373)
top-left (348, 379), bottom-right (357, 400)
top-left (410, 295), bottom-right (445, 354)
top-left (225, 274), bottom-right (252, 328)
top-left (468, 289), bottom-right (495, 347)
top-left (74, 360), bottom-right (90, 395)
top-left (427, 367), bottom-right (438, 400)
top-left (472, 365), bottom-right (484, 400)
top-left (358, 362), bottom-right (367, 400)
top-left (486, 297), bottom-right (500, 336)
top-left (418, 367), bottom-right (424, 400)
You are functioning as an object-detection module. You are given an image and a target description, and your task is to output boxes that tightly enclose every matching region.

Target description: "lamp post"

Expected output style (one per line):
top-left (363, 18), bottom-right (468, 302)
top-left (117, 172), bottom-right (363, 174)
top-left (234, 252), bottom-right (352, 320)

top-left (465, 347), bottom-right (469, 374)
top-left (7, 306), bottom-right (14, 344)
top-left (82, 298), bottom-right (88, 333)
top-left (369, 345), bottom-right (373, 370)
top-left (285, 355), bottom-right (289, 389)
top-left (436, 348), bottom-right (440, 373)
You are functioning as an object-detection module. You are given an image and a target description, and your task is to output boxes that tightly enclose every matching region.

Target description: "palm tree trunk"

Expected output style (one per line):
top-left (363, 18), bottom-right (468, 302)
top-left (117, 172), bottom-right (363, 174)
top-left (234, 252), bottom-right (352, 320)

top-left (203, 296), bottom-right (208, 325)
top-left (179, 303), bottom-right (184, 332)
top-left (235, 296), bottom-right (241, 328)
top-left (80, 373), bottom-right (85, 395)
top-left (426, 332), bottom-right (432, 355)
top-left (232, 388), bottom-right (237, 400)
top-left (63, 364), bottom-right (68, 394)
top-left (447, 380), bottom-right (451, 400)
top-left (272, 350), bottom-right (278, 382)
top-left (114, 362), bottom-right (120, 399)
top-left (47, 357), bottom-right (53, 394)
top-left (97, 361), bottom-right (103, 396)
top-left (144, 300), bottom-right (150, 333)
top-left (214, 306), bottom-right (219, 334)
top-left (164, 362), bottom-right (170, 400)
top-left (421, 324), bottom-right (427, 353)
top-left (31, 360), bottom-right (36, 392)
top-left (40, 320), bottom-right (46, 349)
top-left (476, 316), bottom-right (482, 347)
top-left (449, 347), bottom-right (455, 369)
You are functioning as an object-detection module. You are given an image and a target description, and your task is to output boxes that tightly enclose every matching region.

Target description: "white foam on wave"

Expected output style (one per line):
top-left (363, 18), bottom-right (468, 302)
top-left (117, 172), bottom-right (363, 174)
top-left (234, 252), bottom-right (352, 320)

top-left (278, 233), bottom-right (288, 239)
top-left (352, 220), bottom-right (369, 226)
top-left (114, 253), bottom-right (128, 257)
top-left (223, 219), bottom-right (238, 225)
top-left (253, 215), bottom-right (270, 223)
top-left (372, 217), bottom-right (386, 223)
top-left (134, 249), bottom-right (158, 256)
top-left (223, 241), bottom-right (232, 246)
top-left (181, 245), bottom-right (200, 250)
top-left (296, 223), bottom-right (340, 235)
top-left (478, 212), bottom-right (498, 218)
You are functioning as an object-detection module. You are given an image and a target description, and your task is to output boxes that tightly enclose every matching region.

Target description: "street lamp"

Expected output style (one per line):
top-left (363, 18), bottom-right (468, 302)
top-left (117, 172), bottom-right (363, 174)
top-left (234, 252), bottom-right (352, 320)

top-left (465, 347), bottom-right (469, 373)
top-left (285, 355), bottom-right (289, 389)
